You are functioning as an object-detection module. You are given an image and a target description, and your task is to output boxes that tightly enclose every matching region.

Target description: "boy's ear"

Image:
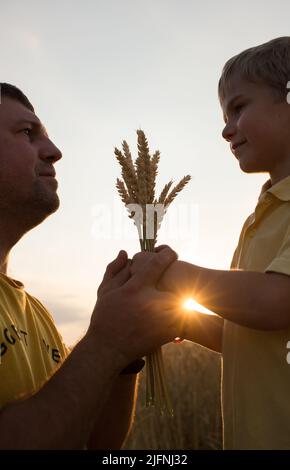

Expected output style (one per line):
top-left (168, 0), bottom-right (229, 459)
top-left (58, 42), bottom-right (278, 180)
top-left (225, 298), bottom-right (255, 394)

top-left (286, 81), bottom-right (290, 105)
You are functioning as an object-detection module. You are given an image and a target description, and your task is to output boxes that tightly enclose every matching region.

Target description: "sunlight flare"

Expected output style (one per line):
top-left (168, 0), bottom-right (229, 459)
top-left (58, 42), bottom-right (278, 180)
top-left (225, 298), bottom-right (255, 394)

top-left (183, 298), bottom-right (214, 315)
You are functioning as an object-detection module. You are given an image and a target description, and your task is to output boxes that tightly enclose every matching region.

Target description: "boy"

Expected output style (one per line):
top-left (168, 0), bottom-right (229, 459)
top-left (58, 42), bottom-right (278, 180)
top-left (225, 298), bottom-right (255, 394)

top-left (133, 37), bottom-right (290, 449)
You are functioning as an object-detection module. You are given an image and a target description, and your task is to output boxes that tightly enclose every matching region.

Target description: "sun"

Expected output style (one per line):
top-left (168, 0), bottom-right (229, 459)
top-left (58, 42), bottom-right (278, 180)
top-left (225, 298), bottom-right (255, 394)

top-left (183, 298), bottom-right (214, 315)
top-left (183, 298), bottom-right (197, 310)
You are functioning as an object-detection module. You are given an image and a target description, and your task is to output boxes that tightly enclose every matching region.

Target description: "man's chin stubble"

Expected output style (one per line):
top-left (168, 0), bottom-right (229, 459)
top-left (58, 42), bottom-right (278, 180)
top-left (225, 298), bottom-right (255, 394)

top-left (30, 186), bottom-right (60, 220)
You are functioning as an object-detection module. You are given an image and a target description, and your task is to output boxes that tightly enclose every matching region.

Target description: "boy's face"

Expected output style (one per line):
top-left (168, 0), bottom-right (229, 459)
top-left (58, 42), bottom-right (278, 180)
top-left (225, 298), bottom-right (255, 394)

top-left (221, 75), bottom-right (290, 184)
top-left (0, 97), bottom-right (62, 224)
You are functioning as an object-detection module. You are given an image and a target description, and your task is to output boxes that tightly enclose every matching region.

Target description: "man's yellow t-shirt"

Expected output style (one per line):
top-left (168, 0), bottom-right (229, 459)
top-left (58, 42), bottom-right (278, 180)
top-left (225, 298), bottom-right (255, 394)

top-left (222, 175), bottom-right (290, 449)
top-left (0, 272), bottom-right (69, 409)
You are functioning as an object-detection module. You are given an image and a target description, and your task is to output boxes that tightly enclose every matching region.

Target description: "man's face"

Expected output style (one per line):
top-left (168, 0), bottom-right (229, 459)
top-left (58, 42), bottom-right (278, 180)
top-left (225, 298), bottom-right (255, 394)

top-left (221, 75), bottom-right (290, 181)
top-left (0, 97), bottom-right (62, 224)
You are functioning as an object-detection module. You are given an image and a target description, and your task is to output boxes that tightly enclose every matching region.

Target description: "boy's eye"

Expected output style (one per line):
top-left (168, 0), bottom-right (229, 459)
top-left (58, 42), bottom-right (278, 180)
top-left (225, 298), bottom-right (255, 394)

top-left (234, 103), bottom-right (244, 113)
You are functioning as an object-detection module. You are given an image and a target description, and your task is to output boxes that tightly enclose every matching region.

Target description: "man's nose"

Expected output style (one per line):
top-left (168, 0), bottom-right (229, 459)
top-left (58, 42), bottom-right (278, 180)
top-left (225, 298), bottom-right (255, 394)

top-left (39, 138), bottom-right (62, 164)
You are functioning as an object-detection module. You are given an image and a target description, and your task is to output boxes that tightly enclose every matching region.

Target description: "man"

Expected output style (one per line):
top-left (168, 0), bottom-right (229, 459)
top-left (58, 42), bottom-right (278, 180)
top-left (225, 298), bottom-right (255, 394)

top-left (0, 83), bottom-right (181, 449)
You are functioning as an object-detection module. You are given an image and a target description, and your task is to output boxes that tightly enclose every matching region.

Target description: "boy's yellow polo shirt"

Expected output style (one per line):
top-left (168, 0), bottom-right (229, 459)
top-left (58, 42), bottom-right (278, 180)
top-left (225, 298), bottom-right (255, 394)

top-left (222, 175), bottom-right (290, 449)
top-left (0, 272), bottom-right (69, 410)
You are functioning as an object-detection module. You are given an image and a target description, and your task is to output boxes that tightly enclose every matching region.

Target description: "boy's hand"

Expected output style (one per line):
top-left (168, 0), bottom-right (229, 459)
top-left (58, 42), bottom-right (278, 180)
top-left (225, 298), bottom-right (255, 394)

top-left (132, 245), bottom-right (185, 292)
top-left (131, 245), bottom-right (177, 277)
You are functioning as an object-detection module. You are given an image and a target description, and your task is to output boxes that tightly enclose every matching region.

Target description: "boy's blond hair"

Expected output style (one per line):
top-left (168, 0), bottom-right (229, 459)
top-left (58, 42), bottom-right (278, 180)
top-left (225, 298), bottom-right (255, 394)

top-left (218, 36), bottom-right (290, 104)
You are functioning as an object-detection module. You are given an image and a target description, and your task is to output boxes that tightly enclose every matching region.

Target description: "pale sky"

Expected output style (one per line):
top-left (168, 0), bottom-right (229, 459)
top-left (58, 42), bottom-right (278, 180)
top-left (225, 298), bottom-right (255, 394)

top-left (1, 0), bottom-right (289, 344)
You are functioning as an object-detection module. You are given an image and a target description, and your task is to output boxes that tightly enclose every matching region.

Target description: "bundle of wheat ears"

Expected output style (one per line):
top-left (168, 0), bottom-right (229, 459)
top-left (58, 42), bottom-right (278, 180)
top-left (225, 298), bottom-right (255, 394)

top-left (115, 129), bottom-right (191, 414)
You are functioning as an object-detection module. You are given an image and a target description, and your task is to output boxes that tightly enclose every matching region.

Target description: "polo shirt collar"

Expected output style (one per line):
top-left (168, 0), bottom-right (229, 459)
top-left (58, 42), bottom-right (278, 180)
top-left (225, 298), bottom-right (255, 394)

top-left (259, 175), bottom-right (290, 202)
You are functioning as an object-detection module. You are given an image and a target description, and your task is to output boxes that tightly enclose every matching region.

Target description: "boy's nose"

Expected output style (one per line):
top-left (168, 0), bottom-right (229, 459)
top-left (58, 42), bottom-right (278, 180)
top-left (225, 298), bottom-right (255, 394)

top-left (222, 121), bottom-right (235, 141)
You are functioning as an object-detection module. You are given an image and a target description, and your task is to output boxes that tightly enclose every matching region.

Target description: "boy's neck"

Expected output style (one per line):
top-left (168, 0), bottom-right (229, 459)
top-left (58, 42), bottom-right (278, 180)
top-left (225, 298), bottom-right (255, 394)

top-left (270, 175), bottom-right (288, 186)
top-left (270, 163), bottom-right (290, 187)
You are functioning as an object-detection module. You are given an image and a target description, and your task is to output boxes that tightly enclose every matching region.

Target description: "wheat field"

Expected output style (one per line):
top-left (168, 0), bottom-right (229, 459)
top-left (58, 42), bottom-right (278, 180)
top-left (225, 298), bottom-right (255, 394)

top-left (123, 341), bottom-right (222, 450)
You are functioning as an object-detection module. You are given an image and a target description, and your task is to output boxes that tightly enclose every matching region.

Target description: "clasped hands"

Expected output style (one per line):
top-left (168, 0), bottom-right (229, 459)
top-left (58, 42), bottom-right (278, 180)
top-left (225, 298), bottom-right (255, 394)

top-left (130, 244), bottom-right (176, 289)
top-left (91, 244), bottom-right (188, 365)
top-left (131, 245), bottom-right (185, 344)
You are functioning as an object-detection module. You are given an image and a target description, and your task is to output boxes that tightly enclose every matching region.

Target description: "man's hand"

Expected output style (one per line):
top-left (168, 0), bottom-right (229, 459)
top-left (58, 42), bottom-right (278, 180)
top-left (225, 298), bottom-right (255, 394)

top-left (88, 246), bottom-right (184, 366)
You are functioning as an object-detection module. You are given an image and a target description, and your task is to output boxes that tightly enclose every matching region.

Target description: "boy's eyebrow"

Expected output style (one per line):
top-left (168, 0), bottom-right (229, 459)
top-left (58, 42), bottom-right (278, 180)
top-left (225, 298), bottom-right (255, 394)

top-left (222, 94), bottom-right (245, 122)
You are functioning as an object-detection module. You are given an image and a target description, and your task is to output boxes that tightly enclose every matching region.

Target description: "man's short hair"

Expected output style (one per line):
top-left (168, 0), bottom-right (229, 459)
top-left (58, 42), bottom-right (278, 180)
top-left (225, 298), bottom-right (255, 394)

top-left (218, 36), bottom-right (290, 105)
top-left (0, 83), bottom-right (34, 112)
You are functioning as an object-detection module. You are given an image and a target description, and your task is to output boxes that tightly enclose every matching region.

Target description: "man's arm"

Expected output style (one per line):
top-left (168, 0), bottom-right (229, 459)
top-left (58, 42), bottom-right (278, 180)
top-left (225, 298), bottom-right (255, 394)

top-left (160, 260), bottom-right (290, 330)
top-left (0, 331), bottom-right (125, 449)
top-left (85, 310), bottom-right (224, 445)
top-left (0, 247), bottom-right (179, 449)
top-left (87, 374), bottom-right (138, 450)
top-left (64, 344), bottom-right (138, 450)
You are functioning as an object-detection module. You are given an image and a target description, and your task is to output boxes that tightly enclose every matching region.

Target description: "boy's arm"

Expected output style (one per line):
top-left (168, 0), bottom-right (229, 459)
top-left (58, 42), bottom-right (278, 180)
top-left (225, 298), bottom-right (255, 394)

top-left (160, 260), bottom-right (290, 330)
top-left (182, 310), bottom-right (223, 353)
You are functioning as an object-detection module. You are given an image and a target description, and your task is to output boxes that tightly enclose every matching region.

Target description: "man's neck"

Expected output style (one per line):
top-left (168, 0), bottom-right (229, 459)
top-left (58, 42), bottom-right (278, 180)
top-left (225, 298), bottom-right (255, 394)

top-left (0, 252), bottom-right (9, 275)
top-left (0, 263), bottom-right (8, 275)
top-left (0, 211), bottom-right (45, 276)
top-left (0, 221), bottom-right (25, 275)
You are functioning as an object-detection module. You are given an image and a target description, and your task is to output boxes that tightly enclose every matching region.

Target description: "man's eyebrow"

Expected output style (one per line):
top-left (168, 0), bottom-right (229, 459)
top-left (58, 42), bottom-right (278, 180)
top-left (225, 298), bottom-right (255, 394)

top-left (14, 119), bottom-right (47, 134)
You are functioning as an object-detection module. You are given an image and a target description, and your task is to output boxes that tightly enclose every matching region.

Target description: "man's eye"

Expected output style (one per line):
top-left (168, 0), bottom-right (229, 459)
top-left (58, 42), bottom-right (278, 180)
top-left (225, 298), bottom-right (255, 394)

top-left (20, 128), bottom-right (34, 139)
top-left (22, 128), bottom-right (32, 135)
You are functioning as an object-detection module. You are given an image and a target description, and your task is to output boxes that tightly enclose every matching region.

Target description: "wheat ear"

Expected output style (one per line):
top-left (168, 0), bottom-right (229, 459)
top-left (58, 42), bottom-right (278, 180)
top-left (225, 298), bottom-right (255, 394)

top-left (136, 130), bottom-right (152, 205)
top-left (158, 180), bottom-right (173, 203)
top-left (164, 175), bottom-right (191, 207)
top-left (148, 150), bottom-right (160, 204)
top-left (114, 147), bottom-right (138, 202)
top-left (116, 178), bottom-right (130, 205)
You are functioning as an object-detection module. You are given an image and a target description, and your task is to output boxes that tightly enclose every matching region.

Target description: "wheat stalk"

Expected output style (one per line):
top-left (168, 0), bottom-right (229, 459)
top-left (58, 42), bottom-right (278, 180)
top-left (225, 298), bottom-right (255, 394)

top-left (115, 129), bottom-right (191, 415)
